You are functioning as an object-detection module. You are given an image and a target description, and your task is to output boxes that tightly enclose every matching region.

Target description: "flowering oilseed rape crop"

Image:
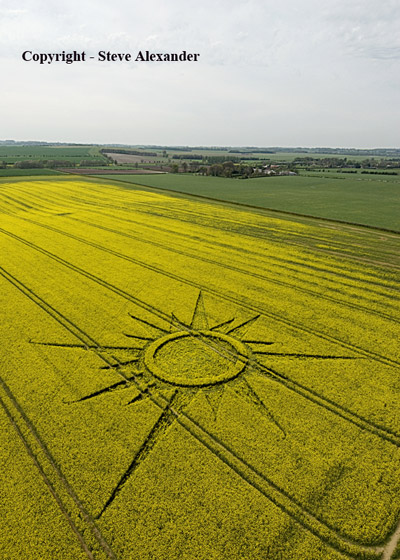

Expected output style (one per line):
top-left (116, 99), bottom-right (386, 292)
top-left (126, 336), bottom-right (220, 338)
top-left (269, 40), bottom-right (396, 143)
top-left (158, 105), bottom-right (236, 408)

top-left (0, 177), bottom-right (400, 560)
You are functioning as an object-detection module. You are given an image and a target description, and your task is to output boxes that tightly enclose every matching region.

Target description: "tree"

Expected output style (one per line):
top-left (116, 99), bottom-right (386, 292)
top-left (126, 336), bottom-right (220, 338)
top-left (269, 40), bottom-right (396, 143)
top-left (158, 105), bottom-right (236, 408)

top-left (222, 161), bottom-right (235, 177)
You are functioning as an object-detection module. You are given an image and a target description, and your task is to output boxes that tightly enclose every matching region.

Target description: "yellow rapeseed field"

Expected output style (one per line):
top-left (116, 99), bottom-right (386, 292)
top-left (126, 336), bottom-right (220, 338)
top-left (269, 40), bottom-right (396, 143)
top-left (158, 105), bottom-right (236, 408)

top-left (0, 177), bottom-right (400, 560)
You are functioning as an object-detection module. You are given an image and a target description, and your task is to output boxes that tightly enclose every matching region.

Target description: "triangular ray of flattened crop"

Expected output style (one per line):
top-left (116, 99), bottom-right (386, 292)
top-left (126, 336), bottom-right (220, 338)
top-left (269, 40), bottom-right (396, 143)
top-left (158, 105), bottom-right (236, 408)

top-left (203, 387), bottom-right (225, 420)
top-left (225, 314), bottom-right (260, 338)
top-left (100, 358), bottom-right (140, 370)
top-left (209, 317), bottom-right (235, 332)
top-left (232, 376), bottom-right (286, 437)
top-left (96, 389), bottom-right (194, 518)
top-left (128, 312), bottom-right (169, 334)
top-left (242, 340), bottom-right (275, 345)
top-left (126, 392), bottom-right (150, 406)
top-left (123, 333), bottom-right (155, 341)
top-left (30, 341), bottom-right (143, 351)
top-left (68, 380), bottom-right (131, 403)
top-left (254, 352), bottom-right (358, 359)
top-left (170, 312), bottom-right (190, 332)
top-left (190, 291), bottom-right (209, 330)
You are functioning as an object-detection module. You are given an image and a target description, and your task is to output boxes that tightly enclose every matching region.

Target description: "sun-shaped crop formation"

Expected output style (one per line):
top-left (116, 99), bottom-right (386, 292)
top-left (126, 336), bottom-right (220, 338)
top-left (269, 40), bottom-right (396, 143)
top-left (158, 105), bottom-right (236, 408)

top-left (34, 291), bottom-right (366, 521)
top-left (29, 288), bottom-right (400, 558)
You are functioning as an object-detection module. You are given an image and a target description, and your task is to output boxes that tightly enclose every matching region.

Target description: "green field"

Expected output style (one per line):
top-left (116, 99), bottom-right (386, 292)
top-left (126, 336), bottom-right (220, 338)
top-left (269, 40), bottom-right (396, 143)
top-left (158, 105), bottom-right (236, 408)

top-left (92, 172), bottom-right (400, 231)
top-left (121, 148), bottom-right (397, 162)
top-left (0, 168), bottom-right (65, 176)
top-left (1, 176), bottom-right (400, 559)
top-left (0, 145), bottom-right (105, 164)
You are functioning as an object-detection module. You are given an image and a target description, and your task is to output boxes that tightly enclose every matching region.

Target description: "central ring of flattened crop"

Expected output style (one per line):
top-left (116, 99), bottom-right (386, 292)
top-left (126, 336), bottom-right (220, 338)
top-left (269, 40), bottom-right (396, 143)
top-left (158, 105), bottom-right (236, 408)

top-left (144, 330), bottom-right (249, 387)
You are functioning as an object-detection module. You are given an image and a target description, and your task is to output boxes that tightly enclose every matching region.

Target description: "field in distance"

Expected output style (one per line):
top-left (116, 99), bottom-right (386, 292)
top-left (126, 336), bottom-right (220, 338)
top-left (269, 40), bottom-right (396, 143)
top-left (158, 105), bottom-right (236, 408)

top-left (91, 172), bottom-right (400, 231)
top-left (0, 177), bottom-right (400, 560)
top-left (0, 144), bottom-right (103, 164)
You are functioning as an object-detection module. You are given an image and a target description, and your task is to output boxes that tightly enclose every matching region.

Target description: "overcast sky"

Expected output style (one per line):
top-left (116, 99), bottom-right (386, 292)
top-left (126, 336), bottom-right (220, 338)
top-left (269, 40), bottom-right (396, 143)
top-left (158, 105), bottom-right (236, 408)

top-left (0, 0), bottom-right (399, 147)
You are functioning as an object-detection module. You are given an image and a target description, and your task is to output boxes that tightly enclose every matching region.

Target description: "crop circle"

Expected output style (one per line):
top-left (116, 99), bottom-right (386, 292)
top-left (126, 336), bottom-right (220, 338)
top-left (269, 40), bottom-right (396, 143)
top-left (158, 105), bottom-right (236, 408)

top-left (144, 330), bottom-right (249, 387)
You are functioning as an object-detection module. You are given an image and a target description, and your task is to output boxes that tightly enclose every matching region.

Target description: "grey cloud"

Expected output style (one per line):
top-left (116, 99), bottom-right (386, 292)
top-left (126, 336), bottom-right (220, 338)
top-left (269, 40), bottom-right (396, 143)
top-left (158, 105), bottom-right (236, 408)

top-left (0, 0), bottom-right (398, 147)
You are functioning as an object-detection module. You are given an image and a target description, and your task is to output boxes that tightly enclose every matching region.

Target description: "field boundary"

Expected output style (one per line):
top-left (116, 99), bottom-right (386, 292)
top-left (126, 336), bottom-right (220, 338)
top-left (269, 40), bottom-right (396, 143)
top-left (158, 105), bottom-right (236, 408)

top-left (79, 172), bottom-right (400, 235)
